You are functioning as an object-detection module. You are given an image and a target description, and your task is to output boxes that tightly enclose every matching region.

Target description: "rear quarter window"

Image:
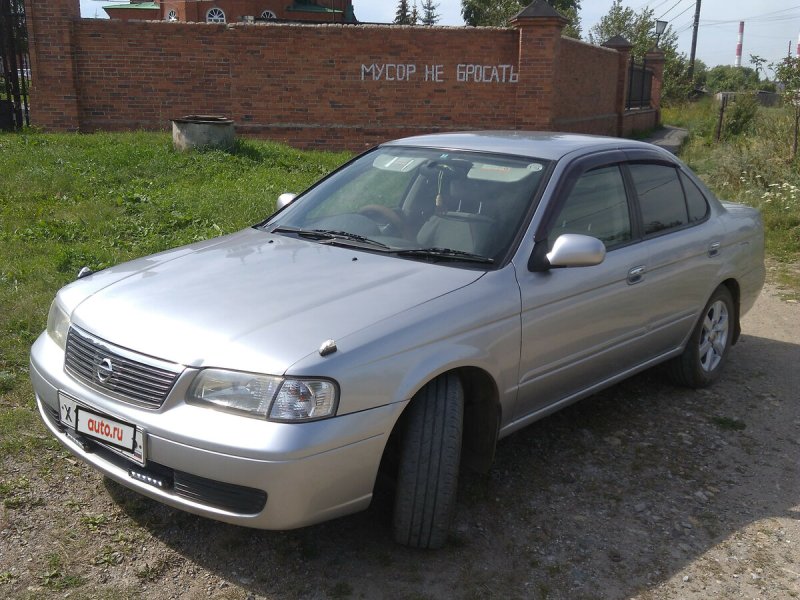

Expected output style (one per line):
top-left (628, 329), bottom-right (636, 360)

top-left (680, 171), bottom-right (709, 222)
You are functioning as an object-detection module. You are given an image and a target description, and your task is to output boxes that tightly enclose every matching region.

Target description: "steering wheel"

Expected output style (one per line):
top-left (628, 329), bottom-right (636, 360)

top-left (358, 204), bottom-right (407, 237)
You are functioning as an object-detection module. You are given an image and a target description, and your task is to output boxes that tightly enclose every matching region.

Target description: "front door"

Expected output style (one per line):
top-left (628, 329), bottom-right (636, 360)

top-left (513, 159), bottom-right (653, 420)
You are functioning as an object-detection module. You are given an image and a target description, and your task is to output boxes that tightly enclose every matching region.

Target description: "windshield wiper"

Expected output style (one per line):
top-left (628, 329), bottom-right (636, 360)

top-left (391, 247), bottom-right (494, 264)
top-left (269, 226), bottom-right (390, 249)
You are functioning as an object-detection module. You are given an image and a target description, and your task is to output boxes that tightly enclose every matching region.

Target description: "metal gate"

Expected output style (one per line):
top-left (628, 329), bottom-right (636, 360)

top-left (626, 60), bottom-right (653, 111)
top-left (0, 0), bottom-right (30, 131)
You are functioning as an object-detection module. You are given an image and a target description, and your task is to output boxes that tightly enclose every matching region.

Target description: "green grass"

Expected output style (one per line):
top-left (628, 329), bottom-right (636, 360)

top-left (0, 130), bottom-right (349, 458)
top-left (663, 99), bottom-right (800, 287)
top-left (39, 554), bottom-right (87, 591)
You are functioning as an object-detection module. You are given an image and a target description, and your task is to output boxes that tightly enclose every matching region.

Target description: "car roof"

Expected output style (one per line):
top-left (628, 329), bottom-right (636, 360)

top-left (382, 131), bottom-right (664, 161)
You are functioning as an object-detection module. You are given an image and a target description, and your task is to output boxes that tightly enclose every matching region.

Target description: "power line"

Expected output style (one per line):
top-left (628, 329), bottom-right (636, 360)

top-left (699, 5), bottom-right (800, 25)
top-left (657, 0), bottom-right (692, 21)
top-left (667, 3), bottom-right (696, 24)
top-left (631, 0), bottom-right (675, 12)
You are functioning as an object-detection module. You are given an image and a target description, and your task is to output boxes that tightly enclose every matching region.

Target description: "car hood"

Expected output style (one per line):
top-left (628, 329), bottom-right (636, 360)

top-left (69, 228), bottom-right (484, 374)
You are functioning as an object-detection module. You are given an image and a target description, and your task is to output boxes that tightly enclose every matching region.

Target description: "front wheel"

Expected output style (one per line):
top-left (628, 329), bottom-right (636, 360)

top-left (668, 286), bottom-right (734, 388)
top-left (393, 374), bottom-right (464, 549)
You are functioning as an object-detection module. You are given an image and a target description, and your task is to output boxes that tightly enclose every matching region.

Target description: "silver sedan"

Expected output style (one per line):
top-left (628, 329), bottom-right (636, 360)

top-left (30, 132), bottom-right (765, 549)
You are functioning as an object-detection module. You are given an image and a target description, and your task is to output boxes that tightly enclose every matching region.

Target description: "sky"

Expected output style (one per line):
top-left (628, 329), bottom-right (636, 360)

top-left (79, 0), bottom-right (800, 70)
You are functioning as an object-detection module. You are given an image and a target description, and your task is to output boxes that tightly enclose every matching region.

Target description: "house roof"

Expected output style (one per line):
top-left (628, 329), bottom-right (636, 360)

top-left (287, 3), bottom-right (343, 14)
top-left (103, 2), bottom-right (159, 9)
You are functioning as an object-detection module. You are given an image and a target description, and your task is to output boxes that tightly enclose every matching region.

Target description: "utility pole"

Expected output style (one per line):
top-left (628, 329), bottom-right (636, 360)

top-left (688, 0), bottom-right (702, 81)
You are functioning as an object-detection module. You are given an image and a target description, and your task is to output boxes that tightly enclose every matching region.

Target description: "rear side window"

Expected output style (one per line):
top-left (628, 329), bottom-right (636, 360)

top-left (550, 165), bottom-right (631, 248)
top-left (680, 171), bottom-right (709, 222)
top-left (629, 164), bottom-right (687, 235)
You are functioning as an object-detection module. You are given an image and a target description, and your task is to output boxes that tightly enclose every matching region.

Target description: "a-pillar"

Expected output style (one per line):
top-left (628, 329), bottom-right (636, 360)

top-left (26, 0), bottom-right (81, 131)
top-left (509, 1), bottom-right (568, 131)
top-left (602, 35), bottom-right (633, 137)
top-left (645, 48), bottom-right (666, 126)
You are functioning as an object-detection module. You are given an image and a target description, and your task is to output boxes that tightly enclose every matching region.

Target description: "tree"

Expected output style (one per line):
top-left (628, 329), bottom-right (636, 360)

top-left (421, 0), bottom-right (440, 26)
top-left (772, 56), bottom-right (800, 159)
top-left (588, 0), bottom-right (674, 58)
top-left (705, 65), bottom-right (760, 94)
top-left (588, 0), bottom-right (694, 104)
top-left (461, 0), bottom-right (582, 39)
top-left (750, 54), bottom-right (767, 80)
top-left (394, 0), bottom-right (413, 25)
top-left (411, 1), bottom-right (419, 25)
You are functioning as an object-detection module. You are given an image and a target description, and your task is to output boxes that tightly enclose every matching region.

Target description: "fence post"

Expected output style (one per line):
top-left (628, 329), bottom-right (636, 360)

top-left (26, 0), bottom-right (81, 131)
top-left (714, 94), bottom-right (727, 142)
top-left (509, 1), bottom-right (567, 131)
top-left (602, 35), bottom-right (632, 136)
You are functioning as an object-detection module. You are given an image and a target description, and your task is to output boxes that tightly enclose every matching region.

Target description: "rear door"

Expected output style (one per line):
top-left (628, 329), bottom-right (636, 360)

top-left (623, 150), bottom-right (724, 354)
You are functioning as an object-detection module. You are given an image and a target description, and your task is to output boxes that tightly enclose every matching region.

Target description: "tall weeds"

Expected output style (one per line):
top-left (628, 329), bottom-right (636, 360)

top-left (664, 99), bottom-right (800, 268)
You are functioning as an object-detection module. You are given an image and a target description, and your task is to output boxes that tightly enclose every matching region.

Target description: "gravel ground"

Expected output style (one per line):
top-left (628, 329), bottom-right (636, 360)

top-left (1, 279), bottom-right (798, 600)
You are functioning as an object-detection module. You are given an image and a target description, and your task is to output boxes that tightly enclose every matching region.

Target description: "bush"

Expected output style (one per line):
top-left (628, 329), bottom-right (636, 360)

top-left (724, 94), bottom-right (759, 139)
top-left (668, 103), bottom-right (800, 267)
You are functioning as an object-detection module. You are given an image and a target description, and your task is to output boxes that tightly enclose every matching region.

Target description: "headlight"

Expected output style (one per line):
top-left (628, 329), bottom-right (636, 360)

top-left (47, 300), bottom-right (70, 350)
top-left (187, 369), bottom-right (338, 422)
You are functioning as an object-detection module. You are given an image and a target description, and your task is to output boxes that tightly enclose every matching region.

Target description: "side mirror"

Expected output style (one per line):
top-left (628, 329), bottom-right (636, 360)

top-left (276, 192), bottom-right (297, 210)
top-left (546, 234), bottom-right (606, 268)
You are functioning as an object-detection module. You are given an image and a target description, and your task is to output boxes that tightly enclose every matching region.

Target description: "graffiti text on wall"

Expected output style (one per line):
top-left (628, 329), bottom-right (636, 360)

top-left (360, 63), bottom-right (519, 84)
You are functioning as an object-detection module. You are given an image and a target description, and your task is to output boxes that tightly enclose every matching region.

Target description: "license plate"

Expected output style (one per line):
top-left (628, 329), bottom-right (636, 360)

top-left (58, 392), bottom-right (145, 465)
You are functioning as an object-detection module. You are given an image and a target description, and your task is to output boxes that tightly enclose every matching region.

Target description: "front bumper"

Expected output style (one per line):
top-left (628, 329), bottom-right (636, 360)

top-left (30, 332), bottom-right (405, 530)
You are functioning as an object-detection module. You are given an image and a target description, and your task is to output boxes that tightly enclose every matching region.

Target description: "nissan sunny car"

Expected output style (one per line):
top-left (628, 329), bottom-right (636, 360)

top-left (30, 132), bottom-right (765, 548)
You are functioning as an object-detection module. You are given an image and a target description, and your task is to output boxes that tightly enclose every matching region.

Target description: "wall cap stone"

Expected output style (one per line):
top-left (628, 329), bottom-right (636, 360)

top-left (602, 35), bottom-right (633, 51)
top-left (510, 0), bottom-right (568, 26)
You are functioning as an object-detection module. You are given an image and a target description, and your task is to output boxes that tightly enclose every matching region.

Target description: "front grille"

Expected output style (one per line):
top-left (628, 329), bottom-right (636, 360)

top-left (173, 469), bottom-right (268, 514)
top-left (65, 327), bottom-right (181, 409)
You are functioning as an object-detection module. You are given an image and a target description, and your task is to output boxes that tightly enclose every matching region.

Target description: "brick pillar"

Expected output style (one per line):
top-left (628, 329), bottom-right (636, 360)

top-left (26, 0), bottom-right (81, 131)
top-left (602, 35), bottom-right (633, 136)
top-left (645, 49), bottom-right (666, 126)
top-left (509, 1), bottom-right (568, 131)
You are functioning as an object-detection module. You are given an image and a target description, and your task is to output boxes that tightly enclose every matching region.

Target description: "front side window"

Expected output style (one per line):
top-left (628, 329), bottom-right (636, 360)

top-left (264, 147), bottom-right (550, 266)
top-left (206, 7), bottom-right (226, 23)
top-left (629, 163), bottom-right (688, 235)
top-left (550, 165), bottom-right (631, 248)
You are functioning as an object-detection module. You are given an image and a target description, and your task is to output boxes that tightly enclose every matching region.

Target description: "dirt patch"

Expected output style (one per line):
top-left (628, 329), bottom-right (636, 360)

top-left (1, 282), bottom-right (798, 600)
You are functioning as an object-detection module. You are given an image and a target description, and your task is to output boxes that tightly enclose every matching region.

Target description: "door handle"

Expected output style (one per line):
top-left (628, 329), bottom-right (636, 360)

top-left (708, 241), bottom-right (721, 257)
top-left (627, 265), bottom-right (646, 285)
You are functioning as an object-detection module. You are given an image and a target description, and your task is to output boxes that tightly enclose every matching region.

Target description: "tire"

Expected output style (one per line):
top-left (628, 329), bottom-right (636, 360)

top-left (393, 373), bottom-right (464, 549)
top-left (668, 286), bottom-right (734, 388)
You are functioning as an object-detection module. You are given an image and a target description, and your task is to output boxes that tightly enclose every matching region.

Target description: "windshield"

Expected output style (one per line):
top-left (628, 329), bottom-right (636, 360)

top-left (264, 146), bottom-right (550, 266)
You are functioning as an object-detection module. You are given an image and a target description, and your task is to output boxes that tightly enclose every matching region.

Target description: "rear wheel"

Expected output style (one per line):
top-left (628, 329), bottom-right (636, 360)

top-left (393, 373), bottom-right (463, 549)
top-left (668, 286), bottom-right (734, 388)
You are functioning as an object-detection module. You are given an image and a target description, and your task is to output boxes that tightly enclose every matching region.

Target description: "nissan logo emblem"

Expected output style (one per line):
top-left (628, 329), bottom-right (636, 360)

top-left (96, 357), bottom-right (114, 383)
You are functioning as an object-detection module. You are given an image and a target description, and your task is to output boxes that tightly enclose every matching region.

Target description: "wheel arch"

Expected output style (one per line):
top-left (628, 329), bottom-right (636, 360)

top-left (379, 366), bottom-right (501, 484)
top-left (720, 278), bottom-right (741, 345)
top-left (454, 366), bottom-right (501, 473)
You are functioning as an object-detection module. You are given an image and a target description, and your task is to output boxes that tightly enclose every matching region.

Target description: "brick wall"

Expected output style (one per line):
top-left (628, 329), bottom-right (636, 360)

top-left (622, 109), bottom-right (659, 136)
top-left (27, 0), bottom-right (662, 150)
top-left (26, 0), bottom-right (81, 131)
top-left (552, 38), bottom-right (619, 135)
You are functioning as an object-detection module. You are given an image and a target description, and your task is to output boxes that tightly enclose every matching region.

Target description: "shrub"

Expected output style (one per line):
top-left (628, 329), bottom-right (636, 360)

top-left (724, 94), bottom-right (759, 139)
